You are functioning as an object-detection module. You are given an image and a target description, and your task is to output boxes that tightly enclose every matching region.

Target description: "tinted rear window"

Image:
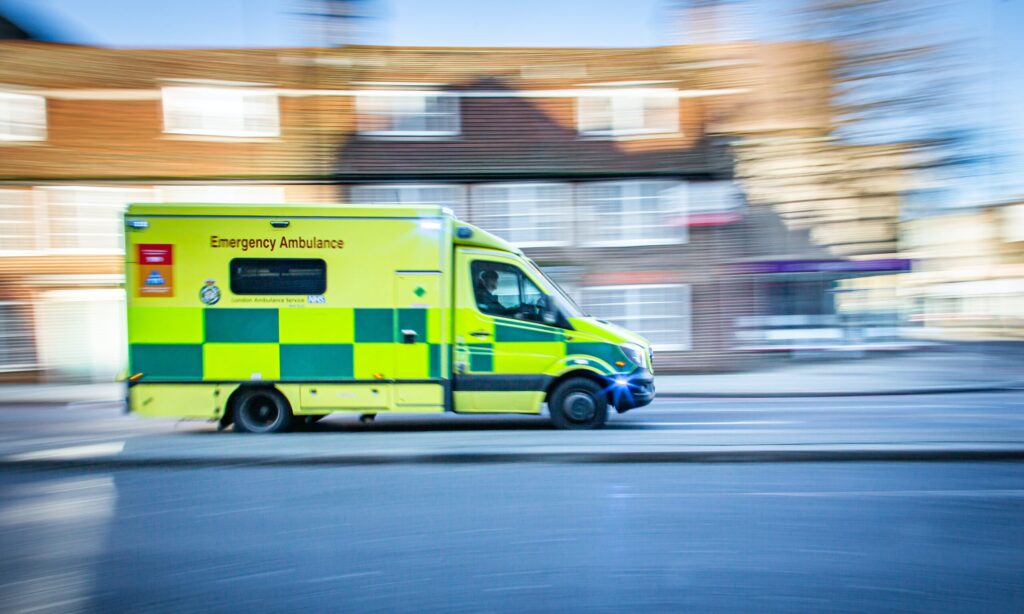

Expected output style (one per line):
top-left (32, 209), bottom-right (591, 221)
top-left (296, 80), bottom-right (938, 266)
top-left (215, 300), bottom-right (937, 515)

top-left (230, 258), bottom-right (327, 295)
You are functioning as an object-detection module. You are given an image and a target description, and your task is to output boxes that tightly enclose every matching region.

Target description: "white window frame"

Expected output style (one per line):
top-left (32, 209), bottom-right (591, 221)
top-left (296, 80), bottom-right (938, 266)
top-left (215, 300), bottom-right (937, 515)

top-left (580, 283), bottom-right (692, 351)
top-left (161, 86), bottom-right (280, 138)
top-left (470, 182), bottom-right (572, 248)
top-left (355, 91), bottom-right (460, 137)
top-left (39, 186), bottom-right (156, 255)
top-left (577, 89), bottom-right (678, 138)
top-left (0, 91), bottom-right (46, 141)
top-left (578, 180), bottom-right (688, 247)
top-left (0, 189), bottom-right (41, 255)
top-left (348, 184), bottom-right (468, 219)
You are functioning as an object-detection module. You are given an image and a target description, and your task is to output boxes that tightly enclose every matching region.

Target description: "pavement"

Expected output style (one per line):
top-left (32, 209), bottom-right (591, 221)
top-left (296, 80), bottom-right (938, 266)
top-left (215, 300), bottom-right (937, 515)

top-left (662, 344), bottom-right (1024, 397)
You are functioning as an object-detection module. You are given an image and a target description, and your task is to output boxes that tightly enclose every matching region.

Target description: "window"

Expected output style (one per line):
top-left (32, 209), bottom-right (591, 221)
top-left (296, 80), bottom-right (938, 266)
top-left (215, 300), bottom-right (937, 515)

top-left (578, 180), bottom-right (687, 246)
top-left (230, 258), bottom-right (326, 295)
top-left (577, 91), bottom-right (677, 137)
top-left (162, 87), bottom-right (279, 137)
top-left (34, 289), bottom-right (126, 381)
top-left (349, 184), bottom-right (468, 219)
top-left (356, 93), bottom-right (459, 136)
top-left (580, 284), bottom-right (691, 351)
top-left (687, 181), bottom-right (742, 215)
top-left (0, 91), bottom-right (46, 141)
top-left (471, 183), bottom-right (571, 247)
top-left (0, 189), bottom-right (38, 252)
top-left (40, 187), bottom-right (155, 253)
top-left (471, 260), bottom-right (548, 324)
top-left (0, 303), bottom-right (36, 373)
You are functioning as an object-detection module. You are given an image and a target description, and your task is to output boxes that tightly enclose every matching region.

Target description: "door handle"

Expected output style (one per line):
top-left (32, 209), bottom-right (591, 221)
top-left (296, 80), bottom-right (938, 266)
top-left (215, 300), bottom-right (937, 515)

top-left (470, 330), bottom-right (491, 338)
top-left (401, 329), bottom-right (418, 344)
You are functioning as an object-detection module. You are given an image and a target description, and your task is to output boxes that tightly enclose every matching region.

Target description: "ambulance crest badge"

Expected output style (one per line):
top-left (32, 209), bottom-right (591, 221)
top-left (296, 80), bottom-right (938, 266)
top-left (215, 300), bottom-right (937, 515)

top-left (200, 279), bottom-right (221, 305)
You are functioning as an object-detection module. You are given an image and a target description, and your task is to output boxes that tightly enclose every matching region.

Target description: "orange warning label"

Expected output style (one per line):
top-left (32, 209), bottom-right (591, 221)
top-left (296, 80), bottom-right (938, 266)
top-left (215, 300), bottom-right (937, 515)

top-left (137, 244), bottom-right (174, 297)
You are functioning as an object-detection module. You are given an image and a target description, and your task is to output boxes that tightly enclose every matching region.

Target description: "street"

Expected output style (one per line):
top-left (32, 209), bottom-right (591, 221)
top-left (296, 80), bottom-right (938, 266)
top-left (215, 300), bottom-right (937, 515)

top-left (2, 462), bottom-right (1023, 612)
top-left (1, 393), bottom-right (1023, 612)
top-left (2, 392), bottom-right (1024, 460)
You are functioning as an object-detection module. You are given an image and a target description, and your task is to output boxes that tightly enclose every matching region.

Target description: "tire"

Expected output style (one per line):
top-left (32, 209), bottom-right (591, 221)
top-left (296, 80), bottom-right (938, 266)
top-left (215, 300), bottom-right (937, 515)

top-left (233, 387), bottom-right (293, 434)
top-left (548, 377), bottom-right (608, 430)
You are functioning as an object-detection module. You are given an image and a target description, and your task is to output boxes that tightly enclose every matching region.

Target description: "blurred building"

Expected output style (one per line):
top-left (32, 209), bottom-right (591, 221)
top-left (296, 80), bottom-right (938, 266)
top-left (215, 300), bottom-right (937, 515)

top-left (893, 202), bottom-right (1024, 339)
top-left (0, 39), bottom-right (917, 380)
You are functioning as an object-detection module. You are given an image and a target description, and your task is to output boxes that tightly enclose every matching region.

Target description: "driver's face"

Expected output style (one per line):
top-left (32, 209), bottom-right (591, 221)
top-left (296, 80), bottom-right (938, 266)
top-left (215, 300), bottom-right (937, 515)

top-left (485, 277), bottom-right (498, 293)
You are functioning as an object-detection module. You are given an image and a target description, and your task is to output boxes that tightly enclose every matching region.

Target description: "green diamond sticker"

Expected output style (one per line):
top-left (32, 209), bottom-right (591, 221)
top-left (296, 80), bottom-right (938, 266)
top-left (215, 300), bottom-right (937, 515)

top-left (414, 286), bottom-right (426, 298)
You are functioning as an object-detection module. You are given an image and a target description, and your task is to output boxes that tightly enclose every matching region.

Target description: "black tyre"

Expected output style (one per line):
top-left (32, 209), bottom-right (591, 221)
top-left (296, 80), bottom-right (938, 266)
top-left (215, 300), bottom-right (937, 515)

top-left (233, 387), bottom-right (293, 434)
top-left (548, 377), bottom-right (608, 430)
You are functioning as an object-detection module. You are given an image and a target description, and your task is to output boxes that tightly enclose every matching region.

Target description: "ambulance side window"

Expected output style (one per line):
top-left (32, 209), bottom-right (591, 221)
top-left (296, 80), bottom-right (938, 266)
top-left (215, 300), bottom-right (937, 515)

top-left (471, 260), bottom-right (547, 323)
top-left (230, 258), bottom-right (327, 295)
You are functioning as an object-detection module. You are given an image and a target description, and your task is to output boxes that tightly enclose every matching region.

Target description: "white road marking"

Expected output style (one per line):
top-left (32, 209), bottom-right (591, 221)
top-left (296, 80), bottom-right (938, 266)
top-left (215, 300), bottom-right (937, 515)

top-left (5, 441), bottom-right (125, 462)
top-left (632, 420), bottom-right (799, 427)
top-left (302, 571), bottom-right (382, 583)
top-left (611, 489), bottom-right (1024, 499)
top-left (745, 489), bottom-right (1024, 498)
top-left (213, 570), bottom-right (290, 584)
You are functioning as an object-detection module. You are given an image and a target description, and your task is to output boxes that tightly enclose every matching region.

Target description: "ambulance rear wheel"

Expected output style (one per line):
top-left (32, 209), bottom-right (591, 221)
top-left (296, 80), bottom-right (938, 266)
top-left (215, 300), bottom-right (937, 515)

top-left (233, 388), bottom-right (293, 434)
top-left (549, 378), bottom-right (607, 430)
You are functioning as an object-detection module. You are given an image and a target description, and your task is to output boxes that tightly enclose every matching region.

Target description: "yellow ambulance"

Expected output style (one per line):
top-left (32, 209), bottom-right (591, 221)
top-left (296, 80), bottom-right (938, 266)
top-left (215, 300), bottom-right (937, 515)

top-left (125, 203), bottom-right (655, 432)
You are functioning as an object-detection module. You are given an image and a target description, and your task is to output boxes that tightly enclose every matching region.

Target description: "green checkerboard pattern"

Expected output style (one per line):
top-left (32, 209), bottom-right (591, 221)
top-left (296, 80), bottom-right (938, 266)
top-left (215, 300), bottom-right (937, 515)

top-left (129, 307), bottom-right (442, 382)
top-left (458, 319), bottom-right (633, 376)
top-left (129, 307), bottom-right (636, 382)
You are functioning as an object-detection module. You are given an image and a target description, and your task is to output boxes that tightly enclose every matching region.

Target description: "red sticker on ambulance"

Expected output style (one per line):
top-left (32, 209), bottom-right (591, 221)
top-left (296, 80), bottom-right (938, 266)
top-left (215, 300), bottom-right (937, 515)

top-left (138, 244), bottom-right (173, 265)
top-left (137, 244), bottom-right (174, 297)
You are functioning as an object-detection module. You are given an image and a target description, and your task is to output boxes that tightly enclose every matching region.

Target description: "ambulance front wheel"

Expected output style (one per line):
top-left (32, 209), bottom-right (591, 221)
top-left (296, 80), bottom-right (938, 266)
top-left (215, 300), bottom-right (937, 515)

top-left (233, 387), bottom-right (293, 434)
top-left (548, 377), bottom-right (608, 430)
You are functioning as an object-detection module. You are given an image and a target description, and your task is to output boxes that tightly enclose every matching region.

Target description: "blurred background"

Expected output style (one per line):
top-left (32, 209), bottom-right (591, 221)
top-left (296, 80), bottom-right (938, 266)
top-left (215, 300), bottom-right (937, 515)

top-left (2, 3), bottom-right (1024, 612)
top-left (0, 0), bottom-right (1021, 382)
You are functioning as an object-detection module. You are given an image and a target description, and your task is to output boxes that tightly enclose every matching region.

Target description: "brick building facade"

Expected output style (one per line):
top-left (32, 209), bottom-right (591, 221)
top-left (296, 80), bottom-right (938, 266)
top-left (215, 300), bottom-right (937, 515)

top-left (0, 41), bottom-right (845, 379)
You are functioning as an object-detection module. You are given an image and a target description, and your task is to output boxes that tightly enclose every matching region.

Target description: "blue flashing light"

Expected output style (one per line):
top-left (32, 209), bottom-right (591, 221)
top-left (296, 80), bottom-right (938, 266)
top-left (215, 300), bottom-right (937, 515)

top-left (604, 373), bottom-right (639, 408)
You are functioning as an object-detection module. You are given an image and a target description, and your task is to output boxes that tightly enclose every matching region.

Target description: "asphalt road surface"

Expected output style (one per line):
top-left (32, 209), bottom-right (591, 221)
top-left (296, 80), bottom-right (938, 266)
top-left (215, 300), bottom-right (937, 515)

top-left (1, 393), bottom-right (1023, 612)
top-left (1, 462), bottom-right (1023, 612)
top-left (1, 392), bottom-right (1023, 460)
top-left (2, 391), bottom-right (1024, 440)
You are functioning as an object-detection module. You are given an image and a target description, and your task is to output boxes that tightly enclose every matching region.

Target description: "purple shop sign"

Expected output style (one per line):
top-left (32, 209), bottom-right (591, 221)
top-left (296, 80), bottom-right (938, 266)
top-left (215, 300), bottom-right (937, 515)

top-left (735, 259), bottom-right (913, 274)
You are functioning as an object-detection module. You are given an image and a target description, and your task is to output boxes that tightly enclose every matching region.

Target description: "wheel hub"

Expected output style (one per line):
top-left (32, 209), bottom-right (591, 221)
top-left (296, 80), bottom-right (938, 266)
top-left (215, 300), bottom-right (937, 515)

top-left (245, 397), bottom-right (279, 427)
top-left (564, 391), bottom-right (596, 421)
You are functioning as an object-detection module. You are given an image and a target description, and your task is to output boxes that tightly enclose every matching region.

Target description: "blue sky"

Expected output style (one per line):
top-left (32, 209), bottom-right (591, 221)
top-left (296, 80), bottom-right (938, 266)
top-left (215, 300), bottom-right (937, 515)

top-left (2, 0), bottom-right (676, 48)
top-left (2, 0), bottom-right (1022, 201)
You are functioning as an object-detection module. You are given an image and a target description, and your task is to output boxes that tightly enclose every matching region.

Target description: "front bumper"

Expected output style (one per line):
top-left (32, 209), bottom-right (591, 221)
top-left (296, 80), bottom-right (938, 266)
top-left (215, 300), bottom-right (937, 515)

top-left (608, 368), bottom-right (656, 413)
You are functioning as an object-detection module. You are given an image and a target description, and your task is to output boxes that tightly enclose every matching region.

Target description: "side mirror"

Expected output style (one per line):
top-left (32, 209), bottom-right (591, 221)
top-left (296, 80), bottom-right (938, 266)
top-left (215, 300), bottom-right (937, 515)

top-left (539, 296), bottom-right (557, 324)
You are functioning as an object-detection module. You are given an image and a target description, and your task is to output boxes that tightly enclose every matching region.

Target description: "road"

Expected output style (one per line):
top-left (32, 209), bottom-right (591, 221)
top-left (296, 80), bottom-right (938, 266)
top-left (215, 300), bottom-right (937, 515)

top-left (1, 392), bottom-right (1023, 461)
top-left (0, 393), bottom-right (1023, 612)
top-left (2, 462), bottom-right (1023, 612)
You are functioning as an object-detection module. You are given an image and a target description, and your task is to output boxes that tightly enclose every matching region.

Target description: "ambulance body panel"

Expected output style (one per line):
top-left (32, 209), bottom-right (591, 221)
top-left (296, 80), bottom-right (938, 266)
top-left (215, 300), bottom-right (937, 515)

top-left (124, 203), bottom-right (654, 430)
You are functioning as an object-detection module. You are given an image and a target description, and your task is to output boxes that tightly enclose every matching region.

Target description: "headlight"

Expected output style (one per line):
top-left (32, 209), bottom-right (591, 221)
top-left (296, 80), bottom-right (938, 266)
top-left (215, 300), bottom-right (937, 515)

top-left (619, 343), bottom-right (647, 369)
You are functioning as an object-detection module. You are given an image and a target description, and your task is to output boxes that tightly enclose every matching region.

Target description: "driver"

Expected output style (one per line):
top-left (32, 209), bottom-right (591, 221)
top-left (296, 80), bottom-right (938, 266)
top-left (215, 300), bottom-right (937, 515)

top-left (474, 269), bottom-right (512, 316)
